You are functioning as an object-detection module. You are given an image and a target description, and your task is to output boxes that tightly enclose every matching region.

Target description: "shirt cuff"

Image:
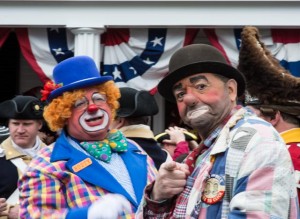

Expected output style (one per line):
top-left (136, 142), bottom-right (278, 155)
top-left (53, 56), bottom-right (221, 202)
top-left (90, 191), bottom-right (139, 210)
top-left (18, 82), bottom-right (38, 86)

top-left (144, 182), bottom-right (176, 214)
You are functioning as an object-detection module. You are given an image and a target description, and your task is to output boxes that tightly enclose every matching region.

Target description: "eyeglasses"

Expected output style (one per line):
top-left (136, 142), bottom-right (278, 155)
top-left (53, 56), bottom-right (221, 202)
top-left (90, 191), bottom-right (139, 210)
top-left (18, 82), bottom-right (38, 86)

top-left (73, 93), bottom-right (107, 110)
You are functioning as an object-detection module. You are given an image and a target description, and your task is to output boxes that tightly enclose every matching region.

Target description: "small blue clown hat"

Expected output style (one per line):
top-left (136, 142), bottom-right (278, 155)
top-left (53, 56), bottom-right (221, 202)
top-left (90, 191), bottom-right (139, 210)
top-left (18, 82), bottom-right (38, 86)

top-left (48, 56), bottom-right (113, 101)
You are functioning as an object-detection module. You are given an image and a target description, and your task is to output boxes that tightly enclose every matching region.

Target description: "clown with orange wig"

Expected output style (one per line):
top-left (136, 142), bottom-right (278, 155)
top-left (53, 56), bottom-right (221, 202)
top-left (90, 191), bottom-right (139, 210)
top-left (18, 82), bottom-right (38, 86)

top-left (18, 56), bottom-right (157, 219)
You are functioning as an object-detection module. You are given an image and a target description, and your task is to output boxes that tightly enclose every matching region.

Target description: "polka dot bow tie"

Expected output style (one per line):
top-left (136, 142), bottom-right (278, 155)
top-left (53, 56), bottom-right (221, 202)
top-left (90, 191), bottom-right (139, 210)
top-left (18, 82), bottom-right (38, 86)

top-left (80, 129), bottom-right (128, 163)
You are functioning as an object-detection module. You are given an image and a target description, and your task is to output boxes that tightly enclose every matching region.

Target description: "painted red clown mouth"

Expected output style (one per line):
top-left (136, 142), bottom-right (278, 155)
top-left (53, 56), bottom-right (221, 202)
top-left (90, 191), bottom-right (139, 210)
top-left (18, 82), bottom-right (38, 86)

top-left (85, 116), bottom-right (104, 126)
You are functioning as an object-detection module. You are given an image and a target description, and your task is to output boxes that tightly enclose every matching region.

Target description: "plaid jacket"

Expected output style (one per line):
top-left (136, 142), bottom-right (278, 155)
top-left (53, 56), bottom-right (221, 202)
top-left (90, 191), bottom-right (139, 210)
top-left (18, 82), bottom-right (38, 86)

top-left (18, 130), bottom-right (157, 219)
top-left (137, 108), bottom-right (299, 219)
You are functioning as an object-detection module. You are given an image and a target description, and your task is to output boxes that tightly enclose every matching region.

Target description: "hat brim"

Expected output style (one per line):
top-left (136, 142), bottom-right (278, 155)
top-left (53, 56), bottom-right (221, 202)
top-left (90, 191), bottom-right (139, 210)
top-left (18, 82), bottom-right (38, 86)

top-left (48, 76), bottom-right (113, 101)
top-left (155, 131), bottom-right (198, 143)
top-left (158, 61), bottom-right (246, 102)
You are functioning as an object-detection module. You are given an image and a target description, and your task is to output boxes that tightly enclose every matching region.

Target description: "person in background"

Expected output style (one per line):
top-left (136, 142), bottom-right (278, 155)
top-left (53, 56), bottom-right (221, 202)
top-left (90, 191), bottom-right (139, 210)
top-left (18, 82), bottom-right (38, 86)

top-left (0, 95), bottom-right (46, 219)
top-left (136, 43), bottom-right (298, 218)
top-left (18, 56), bottom-right (157, 219)
top-left (238, 26), bottom-right (300, 204)
top-left (110, 87), bottom-right (170, 169)
top-left (155, 126), bottom-right (198, 161)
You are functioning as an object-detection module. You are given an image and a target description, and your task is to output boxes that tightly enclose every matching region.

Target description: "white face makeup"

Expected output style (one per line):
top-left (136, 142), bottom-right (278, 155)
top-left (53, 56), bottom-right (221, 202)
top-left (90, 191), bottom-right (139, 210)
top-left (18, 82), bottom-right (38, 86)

top-left (67, 88), bottom-right (112, 141)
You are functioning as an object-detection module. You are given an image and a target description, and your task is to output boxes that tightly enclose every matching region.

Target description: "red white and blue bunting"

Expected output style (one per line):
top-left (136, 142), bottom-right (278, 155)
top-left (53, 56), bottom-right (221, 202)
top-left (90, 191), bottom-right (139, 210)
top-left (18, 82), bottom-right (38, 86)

top-left (1, 27), bottom-right (300, 92)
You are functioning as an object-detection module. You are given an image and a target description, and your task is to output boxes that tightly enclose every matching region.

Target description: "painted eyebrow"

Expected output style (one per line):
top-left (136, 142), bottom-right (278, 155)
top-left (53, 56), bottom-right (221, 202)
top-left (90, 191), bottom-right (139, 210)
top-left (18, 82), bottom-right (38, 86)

top-left (189, 75), bottom-right (208, 83)
top-left (173, 75), bottom-right (209, 91)
top-left (173, 83), bottom-right (183, 91)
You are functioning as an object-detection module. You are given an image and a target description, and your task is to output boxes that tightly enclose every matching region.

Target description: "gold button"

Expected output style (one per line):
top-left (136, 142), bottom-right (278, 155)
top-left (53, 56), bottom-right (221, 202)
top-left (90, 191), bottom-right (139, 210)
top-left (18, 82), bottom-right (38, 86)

top-left (34, 105), bottom-right (40, 111)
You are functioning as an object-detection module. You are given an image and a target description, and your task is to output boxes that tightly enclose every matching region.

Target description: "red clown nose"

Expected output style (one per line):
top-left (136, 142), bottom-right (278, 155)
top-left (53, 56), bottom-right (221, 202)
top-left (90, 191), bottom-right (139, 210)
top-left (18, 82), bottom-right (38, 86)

top-left (87, 104), bottom-right (98, 113)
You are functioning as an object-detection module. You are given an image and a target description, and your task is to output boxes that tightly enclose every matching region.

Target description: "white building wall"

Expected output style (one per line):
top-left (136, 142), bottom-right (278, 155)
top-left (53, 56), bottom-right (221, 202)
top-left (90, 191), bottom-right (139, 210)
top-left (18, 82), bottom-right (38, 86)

top-left (0, 1), bottom-right (300, 28)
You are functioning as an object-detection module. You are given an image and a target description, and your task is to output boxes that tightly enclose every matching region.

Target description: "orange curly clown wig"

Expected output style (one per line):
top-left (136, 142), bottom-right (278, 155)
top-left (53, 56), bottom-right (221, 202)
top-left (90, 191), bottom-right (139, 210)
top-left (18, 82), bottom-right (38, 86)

top-left (43, 81), bottom-right (120, 132)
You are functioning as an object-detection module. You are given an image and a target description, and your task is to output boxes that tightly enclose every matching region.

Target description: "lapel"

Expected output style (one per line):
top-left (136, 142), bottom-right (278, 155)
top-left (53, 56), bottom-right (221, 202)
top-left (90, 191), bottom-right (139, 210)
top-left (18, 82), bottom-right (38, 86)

top-left (50, 131), bottom-right (147, 208)
top-left (2, 137), bottom-right (26, 159)
top-left (119, 141), bottom-right (148, 206)
top-left (211, 108), bottom-right (247, 155)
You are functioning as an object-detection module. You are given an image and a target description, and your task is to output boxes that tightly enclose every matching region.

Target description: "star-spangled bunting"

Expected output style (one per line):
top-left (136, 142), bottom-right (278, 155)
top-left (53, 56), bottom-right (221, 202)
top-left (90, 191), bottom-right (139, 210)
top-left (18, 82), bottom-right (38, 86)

top-left (100, 28), bottom-right (199, 93)
top-left (15, 28), bottom-right (74, 82)
top-left (0, 27), bottom-right (299, 91)
top-left (204, 28), bottom-right (300, 77)
top-left (14, 27), bottom-right (198, 93)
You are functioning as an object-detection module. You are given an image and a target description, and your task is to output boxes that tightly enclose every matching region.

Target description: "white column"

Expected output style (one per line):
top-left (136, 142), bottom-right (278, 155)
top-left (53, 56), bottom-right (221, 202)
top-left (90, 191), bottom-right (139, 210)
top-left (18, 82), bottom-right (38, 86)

top-left (71, 27), bottom-right (105, 70)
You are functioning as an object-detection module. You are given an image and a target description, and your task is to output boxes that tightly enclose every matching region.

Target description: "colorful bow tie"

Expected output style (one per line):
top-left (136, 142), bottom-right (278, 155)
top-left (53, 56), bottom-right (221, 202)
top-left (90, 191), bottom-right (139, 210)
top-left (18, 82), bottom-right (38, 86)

top-left (80, 129), bottom-right (128, 163)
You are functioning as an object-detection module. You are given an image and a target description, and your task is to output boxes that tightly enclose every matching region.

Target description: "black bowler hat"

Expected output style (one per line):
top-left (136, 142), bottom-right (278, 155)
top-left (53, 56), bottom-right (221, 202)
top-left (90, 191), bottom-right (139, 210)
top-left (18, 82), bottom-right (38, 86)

top-left (117, 87), bottom-right (159, 118)
top-left (158, 44), bottom-right (246, 102)
top-left (0, 95), bottom-right (44, 120)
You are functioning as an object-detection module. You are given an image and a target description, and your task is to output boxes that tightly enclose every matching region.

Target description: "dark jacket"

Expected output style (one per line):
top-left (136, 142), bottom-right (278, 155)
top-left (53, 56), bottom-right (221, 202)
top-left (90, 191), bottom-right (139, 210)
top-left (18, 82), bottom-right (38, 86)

top-left (0, 155), bottom-right (18, 199)
top-left (128, 137), bottom-right (168, 169)
top-left (120, 125), bottom-right (169, 170)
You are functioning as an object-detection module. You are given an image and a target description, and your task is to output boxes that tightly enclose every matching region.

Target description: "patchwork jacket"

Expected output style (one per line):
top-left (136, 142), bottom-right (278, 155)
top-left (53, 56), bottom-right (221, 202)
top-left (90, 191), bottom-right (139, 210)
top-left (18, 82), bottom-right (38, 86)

top-left (137, 108), bottom-right (299, 219)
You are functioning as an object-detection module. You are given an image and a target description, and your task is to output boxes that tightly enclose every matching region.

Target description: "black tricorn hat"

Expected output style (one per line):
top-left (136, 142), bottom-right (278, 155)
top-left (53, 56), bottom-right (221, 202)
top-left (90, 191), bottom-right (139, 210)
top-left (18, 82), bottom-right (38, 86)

top-left (155, 131), bottom-right (198, 143)
top-left (0, 95), bottom-right (44, 120)
top-left (238, 26), bottom-right (300, 116)
top-left (117, 87), bottom-right (159, 118)
top-left (158, 44), bottom-right (246, 102)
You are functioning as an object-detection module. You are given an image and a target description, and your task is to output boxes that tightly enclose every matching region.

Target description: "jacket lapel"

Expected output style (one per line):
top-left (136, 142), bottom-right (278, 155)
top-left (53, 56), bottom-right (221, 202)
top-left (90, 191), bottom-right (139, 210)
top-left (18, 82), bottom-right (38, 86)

top-left (120, 141), bottom-right (148, 205)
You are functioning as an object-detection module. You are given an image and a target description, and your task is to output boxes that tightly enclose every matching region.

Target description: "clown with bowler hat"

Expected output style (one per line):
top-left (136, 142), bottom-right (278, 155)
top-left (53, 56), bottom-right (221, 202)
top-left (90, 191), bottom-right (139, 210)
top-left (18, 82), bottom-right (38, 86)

top-left (136, 44), bottom-right (298, 218)
top-left (18, 56), bottom-right (157, 219)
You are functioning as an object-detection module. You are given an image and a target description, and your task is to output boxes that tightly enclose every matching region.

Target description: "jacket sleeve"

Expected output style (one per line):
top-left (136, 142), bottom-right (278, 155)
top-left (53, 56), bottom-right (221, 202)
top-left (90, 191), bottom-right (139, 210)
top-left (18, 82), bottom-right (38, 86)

top-left (228, 136), bottom-right (298, 219)
top-left (135, 182), bottom-right (177, 219)
top-left (18, 157), bottom-right (76, 219)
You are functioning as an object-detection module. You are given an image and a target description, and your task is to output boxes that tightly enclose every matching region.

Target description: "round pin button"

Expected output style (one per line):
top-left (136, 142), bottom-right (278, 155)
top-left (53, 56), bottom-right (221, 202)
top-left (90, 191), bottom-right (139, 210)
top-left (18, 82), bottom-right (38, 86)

top-left (201, 174), bottom-right (225, 204)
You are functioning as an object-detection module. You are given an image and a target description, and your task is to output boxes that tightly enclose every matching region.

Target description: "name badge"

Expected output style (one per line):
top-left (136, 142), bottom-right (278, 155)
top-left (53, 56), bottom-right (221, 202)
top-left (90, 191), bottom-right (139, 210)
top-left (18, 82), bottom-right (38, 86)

top-left (72, 158), bottom-right (92, 172)
top-left (201, 174), bottom-right (225, 204)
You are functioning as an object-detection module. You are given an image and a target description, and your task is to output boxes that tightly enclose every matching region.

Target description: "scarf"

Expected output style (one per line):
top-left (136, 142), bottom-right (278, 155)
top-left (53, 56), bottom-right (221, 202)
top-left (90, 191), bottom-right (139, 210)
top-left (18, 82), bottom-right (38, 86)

top-left (12, 136), bottom-right (43, 158)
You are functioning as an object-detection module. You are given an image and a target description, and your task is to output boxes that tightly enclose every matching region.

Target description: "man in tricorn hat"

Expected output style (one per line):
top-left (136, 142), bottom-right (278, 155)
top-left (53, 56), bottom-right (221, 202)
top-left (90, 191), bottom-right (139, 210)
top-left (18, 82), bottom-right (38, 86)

top-left (0, 95), bottom-right (46, 219)
top-left (18, 56), bottom-right (157, 219)
top-left (136, 44), bottom-right (298, 218)
top-left (238, 26), bottom-right (300, 204)
top-left (110, 87), bottom-right (170, 169)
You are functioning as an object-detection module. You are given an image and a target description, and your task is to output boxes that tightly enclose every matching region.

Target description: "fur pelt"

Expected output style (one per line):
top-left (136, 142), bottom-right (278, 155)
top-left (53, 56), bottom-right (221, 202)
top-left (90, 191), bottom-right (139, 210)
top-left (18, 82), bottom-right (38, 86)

top-left (238, 26), bottom-right (300, 105)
